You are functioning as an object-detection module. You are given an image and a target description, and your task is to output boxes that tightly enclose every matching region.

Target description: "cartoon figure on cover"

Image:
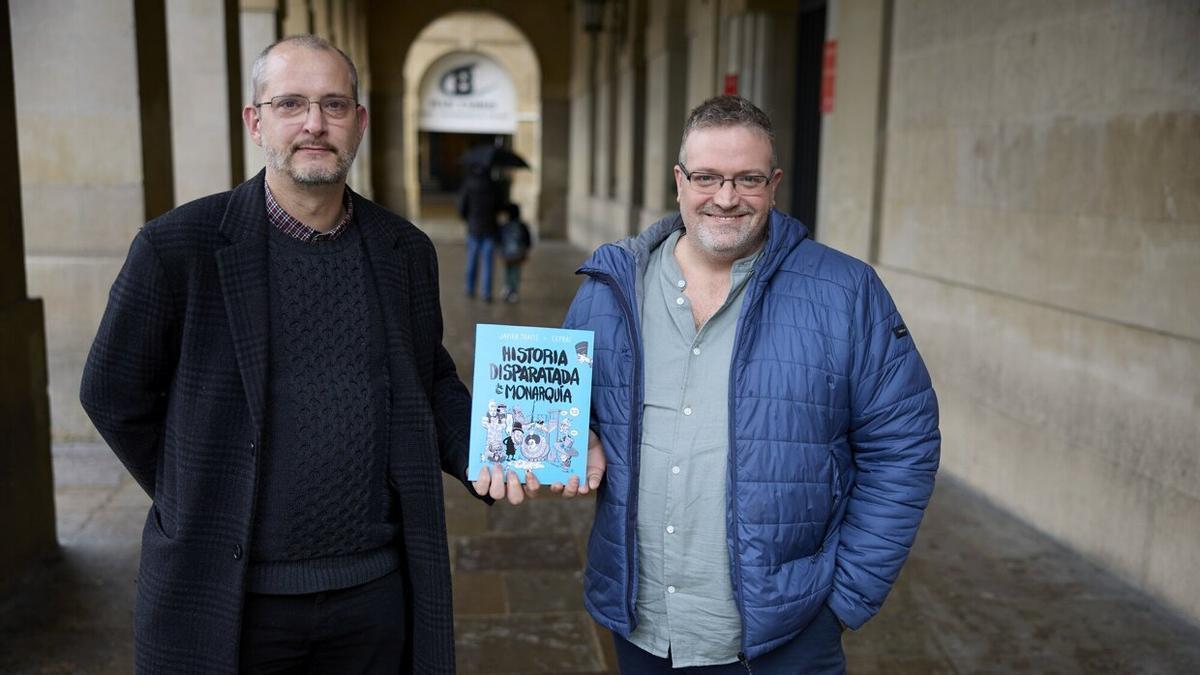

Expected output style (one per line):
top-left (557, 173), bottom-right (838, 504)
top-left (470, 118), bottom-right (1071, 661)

top-left (479, 403), bottom-right (580, 469)
top-left (555, 417), bottom-right (579, 469)
top-left (481, 401), bottom-right (505, 461)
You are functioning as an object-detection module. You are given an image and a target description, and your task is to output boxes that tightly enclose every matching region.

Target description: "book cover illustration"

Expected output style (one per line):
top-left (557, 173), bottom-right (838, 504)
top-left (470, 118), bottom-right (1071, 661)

top-left (468, 323), bottom-right (595, 485)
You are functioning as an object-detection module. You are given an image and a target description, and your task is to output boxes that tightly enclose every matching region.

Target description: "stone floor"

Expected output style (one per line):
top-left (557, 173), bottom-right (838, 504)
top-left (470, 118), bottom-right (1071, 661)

top-left (2, 225), bottom-right (1200, 674)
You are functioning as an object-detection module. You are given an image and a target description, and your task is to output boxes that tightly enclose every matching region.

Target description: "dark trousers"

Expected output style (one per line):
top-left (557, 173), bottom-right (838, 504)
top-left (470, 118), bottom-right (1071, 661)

top-left (612, 605), bottom-right (846, 674)
top-left (504, 262), bottom-right (523, 295)
top-left (239, 568), bottom-right (406, 674)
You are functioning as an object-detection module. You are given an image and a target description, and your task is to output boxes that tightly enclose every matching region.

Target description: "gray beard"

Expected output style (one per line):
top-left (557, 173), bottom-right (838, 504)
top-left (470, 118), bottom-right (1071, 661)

top-left (265, 145), bottom-right (357, 185)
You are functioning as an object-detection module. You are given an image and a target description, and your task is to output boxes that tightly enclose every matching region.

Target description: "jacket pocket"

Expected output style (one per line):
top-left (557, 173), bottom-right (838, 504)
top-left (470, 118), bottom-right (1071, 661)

top-left (149, 503), bottom-right (175, 540)
top-left (809, 450), bottom-right (842, 559)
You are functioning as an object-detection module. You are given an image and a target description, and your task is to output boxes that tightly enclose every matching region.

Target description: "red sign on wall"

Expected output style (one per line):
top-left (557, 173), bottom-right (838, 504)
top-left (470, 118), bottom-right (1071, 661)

top-left (723, 73), bottom-right (739, 96)
top-left (821, 40), bottom-right (837, 113)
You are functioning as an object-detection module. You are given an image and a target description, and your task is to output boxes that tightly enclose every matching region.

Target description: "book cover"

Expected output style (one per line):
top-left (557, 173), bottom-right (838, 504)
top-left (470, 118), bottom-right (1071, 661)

top-left (468, 323), bottom-right (595, 485)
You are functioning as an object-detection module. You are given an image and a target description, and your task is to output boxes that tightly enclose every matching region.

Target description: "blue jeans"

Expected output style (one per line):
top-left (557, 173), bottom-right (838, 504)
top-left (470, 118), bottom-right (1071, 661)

top-left (465, 234), bottom-right (495, 299)
top-left (612, 605), bottom-right (846, 674)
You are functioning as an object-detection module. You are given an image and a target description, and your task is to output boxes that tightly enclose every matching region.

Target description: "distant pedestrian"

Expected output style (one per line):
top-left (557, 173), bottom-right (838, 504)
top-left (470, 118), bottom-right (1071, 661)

top-left (498, 202), bottom-right (533, 303)
top-left (458, 165), bottom-right (501, 302)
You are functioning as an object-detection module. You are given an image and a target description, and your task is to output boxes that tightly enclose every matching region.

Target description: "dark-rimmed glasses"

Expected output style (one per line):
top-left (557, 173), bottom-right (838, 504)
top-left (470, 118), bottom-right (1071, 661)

top-left (253, 95), bottom-right (358, 120)
top-left (678, 162), bottom-right (773, 195)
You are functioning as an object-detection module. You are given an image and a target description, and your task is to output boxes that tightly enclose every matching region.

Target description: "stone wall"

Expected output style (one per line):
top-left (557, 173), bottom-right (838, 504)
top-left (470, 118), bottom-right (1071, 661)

top-left (820, 0), bottom-right (1200, 624)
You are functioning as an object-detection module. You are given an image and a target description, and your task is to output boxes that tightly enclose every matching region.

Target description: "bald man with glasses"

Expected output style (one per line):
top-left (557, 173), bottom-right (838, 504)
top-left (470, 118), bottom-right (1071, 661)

top-left (80, 35), bottom-right (500, 674)
top-left (539, 95), bottom-right (942, 674)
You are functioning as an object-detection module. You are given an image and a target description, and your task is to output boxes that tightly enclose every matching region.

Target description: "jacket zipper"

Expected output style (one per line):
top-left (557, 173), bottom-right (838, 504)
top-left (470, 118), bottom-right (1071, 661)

top-left (584, 267), bottom-right (644, 631)
top-left (727, 269), bottom-right (763, 660)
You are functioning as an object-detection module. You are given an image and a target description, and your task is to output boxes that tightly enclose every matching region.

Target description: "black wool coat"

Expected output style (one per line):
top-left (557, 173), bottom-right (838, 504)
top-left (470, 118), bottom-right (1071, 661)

top-left (80, 171), bottom-right (478, 674)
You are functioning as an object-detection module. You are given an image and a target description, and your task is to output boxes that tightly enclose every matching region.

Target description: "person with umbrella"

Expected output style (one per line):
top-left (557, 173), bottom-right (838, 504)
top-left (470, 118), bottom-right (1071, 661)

top-left (457, 144), bottom-right (530, 303)
top-left (457, 163), bottom-right (501, 302)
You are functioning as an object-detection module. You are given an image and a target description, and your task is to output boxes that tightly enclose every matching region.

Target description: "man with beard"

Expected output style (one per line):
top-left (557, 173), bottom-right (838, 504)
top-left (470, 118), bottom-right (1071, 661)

top-left (543, 96), bottom-right (941, 673)
top-left (80, 35), bottom-right (526, 674)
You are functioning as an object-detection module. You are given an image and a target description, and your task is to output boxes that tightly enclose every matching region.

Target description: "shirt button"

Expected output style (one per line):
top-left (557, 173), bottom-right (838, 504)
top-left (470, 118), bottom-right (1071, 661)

top-left (672, 466), bottom-right (680, 474)
top-left (683, 407), bottom-right (692, 416)
top-left (233, 544), bottom-right (243, 560)
top-left (677, 279), bottom-right (686, 288)
top-left (692, 347), bottom-right (701, 356)
top-left (676, 297), bottom-right (685, 306)
top-left (666, 525), bottom-right (675, 534)
top-left (667, 585), bottom-right (676, 594)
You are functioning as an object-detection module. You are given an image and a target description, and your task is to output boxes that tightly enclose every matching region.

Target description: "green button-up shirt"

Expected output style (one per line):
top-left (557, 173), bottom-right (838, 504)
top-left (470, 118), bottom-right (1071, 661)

top-left (627, 228), bottom-right (760, 666)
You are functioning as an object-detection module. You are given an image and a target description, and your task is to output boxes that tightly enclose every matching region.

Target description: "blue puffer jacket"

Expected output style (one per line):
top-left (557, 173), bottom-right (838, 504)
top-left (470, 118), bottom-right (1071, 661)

top-left (563, 210), bottom-right (940, 661)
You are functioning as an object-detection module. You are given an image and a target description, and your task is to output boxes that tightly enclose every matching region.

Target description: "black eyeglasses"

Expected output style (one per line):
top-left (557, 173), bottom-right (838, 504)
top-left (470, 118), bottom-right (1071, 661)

top-left (253, 95), bottom-right (358, 120)
top-left (678, 163), bottom-right (773, 195)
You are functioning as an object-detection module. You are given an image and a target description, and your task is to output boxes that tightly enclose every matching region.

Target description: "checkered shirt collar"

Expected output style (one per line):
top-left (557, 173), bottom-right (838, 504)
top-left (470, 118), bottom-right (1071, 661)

top-left (263, 180), bottom-right (353, 242)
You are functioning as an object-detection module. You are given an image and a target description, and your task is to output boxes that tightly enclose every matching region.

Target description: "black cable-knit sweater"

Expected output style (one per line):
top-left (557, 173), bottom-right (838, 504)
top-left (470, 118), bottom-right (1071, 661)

top-left (248, 225), bottom-right (399, 594)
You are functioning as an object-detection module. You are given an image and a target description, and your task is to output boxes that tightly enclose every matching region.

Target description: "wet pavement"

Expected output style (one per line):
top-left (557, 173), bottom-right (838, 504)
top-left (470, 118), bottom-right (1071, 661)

top-left (2, 221), bottom-right (1199, 674)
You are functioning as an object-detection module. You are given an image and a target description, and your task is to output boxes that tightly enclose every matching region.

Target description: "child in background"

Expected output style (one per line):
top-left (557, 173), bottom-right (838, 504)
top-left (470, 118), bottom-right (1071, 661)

top-left (498, 202), bottom-right (533, 304)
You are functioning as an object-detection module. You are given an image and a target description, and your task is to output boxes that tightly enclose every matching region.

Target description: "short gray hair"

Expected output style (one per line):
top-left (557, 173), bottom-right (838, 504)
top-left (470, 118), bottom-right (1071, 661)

top-left (677, 95), bottom-right (776, 169)
top-left (250, 34), bottom-right (359, 102)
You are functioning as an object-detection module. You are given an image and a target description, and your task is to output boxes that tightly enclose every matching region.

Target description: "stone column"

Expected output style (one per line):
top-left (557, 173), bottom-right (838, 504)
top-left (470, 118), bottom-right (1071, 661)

top-left (640, 0), bottom-right (688, 224)
top-left (13, 0), bottom-right (171, 439)
top-left (240, 0), bottom-right (279, 180)
top-left (0, 0), bottom-right (56, 593)
top-left (612, 0), bottom-right (647, 235)
top-left (684, 0), bottom-right (720, 110)
top-left (718, 3), bottom-right (799, 214)
top-left (344, 0), bottom-right (371, 198)
top-left (566, 15), bottom-right (594, 247)
top-left (537, 92), bottom-right (570, 239)
top-left (310, 0), bottom-right (331, 38)
top-left (281, 0), bottom-right (311, 36)
top-left (815, 0), bottom-right (887, 260)
top-left (167, 0), bottom-right (241, 202)
top-left (136, 0), bottom-right (176, 219)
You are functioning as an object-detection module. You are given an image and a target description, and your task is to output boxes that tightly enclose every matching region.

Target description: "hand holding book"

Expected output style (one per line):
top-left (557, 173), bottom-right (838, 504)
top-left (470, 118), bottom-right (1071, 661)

top-left (548, 429), bottom-right (606, 498)
top-left (472, 463), bottom-right (541, 505)
top-left (467, 324), bottom-right (595, 498)
top-left (473, 429), bottom-right (606, 504)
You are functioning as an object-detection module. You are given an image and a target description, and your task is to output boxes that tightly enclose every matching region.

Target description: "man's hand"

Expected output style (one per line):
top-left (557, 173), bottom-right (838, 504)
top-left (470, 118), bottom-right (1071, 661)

top-left (473, 464), bottom-right (542, 505)
top-left (549, 430), bottom-right (606, 498)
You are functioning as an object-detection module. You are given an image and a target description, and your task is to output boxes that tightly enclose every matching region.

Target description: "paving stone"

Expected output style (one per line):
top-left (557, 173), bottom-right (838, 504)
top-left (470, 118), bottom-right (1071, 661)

top-left (845, 478), bottom-right (1200, 673)
top-left (51, 443), bottom-right (126, 489)
top-left (7, 237), bottom-right (1200, 675)
top-left (487, 495), bottom-right (596, 536)
top-left (504, 570), bottom-right (585, 613)
top-left (108, 478), bottom-right (151, 509)
top-left (455, 534), bottom-right (582, 572)
top-left (445, 498), bottom-right (490, 536)
top-left (455, 612), bottom-right (607, 674)
top-left (593, 623), bottom-right (619, 673)
top-left (453, 571), bottom-right (509, 616)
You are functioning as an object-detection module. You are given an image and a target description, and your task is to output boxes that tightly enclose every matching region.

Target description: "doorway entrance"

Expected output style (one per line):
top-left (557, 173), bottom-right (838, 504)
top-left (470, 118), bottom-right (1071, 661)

top-left (792, 1), bottom-right (827, 237)
top-left (418, 131), bottom-right (513, 223)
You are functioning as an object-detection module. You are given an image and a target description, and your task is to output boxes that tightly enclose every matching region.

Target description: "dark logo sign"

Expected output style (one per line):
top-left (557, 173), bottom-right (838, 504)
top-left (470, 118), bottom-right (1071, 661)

top-left (440, 64), bottom-right (475, 96)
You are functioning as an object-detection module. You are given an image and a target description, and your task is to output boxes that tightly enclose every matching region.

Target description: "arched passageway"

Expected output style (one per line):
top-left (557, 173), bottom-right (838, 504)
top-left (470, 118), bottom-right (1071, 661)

top-left (402, 11), bottom-right (542, 238)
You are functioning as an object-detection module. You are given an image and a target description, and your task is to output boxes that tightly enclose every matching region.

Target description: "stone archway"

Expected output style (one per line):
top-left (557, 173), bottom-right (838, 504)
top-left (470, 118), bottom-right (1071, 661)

top-left (401, 11), bottom-right (542, 237)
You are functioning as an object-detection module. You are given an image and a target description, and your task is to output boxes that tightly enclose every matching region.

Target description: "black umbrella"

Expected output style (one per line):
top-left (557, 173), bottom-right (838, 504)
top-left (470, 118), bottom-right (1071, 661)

top-left (460, 144), bottom-right (530, 170)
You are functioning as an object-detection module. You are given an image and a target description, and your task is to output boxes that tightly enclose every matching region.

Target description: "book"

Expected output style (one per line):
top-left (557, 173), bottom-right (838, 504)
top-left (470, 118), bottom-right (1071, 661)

top-left (468, 323), bottom-right (595, 485)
